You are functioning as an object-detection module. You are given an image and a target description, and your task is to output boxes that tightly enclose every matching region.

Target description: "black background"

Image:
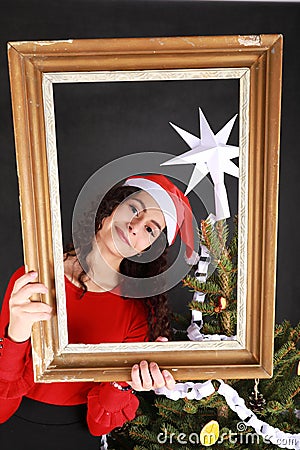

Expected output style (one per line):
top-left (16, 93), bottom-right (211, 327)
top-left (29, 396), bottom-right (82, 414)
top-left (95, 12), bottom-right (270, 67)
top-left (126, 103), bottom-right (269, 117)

top-left (54, 78), bottom-right (239, 245)
top-left (0, 0), bottom-right (299, 325)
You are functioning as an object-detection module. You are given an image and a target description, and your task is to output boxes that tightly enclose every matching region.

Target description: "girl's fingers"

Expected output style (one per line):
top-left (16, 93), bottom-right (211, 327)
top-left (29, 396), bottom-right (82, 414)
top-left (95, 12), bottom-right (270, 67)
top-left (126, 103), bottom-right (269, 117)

top-left (155, 336), bottom-right (168, 342)
top-left (130, 361), bottom-right (155, 391)
top-left (162, 370), bottom-right (176, 390)
top-left (138, 361), bottom-right (153, 390)
top-left (130, 364), bottom-right (143, 390)
top-left (21, 302), bottom-right (52, 314)
top-left (149, 362), bottom-right (165, 388)
top-left (8, 272), bottom-right (51, 343)
top-left (129, 362), bottom-right (176, 391)
top-left (12, 283), bottom-right (48, 304)
top-left (17, 311), bottom-right (52, 323)
top-left (30, 312), bottom-right (52, 322)
top-left (12, 271), bottom-right (38, 294)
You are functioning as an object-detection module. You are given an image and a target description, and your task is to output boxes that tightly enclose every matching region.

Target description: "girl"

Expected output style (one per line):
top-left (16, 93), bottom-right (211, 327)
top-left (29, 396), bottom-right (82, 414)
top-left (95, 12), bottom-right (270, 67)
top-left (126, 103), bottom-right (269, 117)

top-left (0, 174), bottom-right (198, 449)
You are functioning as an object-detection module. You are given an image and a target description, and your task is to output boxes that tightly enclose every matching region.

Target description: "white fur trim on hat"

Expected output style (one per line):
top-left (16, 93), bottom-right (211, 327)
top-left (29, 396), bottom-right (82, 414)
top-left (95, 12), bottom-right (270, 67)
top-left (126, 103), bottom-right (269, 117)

top-left (184, 249), bottom-right (200, 265)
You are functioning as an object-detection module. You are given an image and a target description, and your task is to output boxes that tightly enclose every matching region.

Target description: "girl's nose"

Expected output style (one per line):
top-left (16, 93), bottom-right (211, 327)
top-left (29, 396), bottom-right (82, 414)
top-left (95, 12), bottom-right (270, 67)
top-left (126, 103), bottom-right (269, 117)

top-left (128, 218), bottom-right (142, 235)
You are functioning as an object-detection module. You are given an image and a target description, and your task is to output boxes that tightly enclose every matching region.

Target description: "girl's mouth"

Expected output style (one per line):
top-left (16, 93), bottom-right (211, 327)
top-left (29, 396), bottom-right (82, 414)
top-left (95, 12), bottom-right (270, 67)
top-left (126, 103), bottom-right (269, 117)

top-left (115, 226), bottom-right (131, 246)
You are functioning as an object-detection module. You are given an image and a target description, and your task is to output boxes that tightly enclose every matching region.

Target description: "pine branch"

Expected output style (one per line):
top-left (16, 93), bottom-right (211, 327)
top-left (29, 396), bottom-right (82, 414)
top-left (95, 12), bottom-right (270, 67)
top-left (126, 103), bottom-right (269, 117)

top-left (130, 414), bottom-right (150, 427)
top-left (269, 375), bottom-right (300, 402)
top-left (182, 398), bottom-right (199, 414)
top-left (228, 233), bottom-right (238, 261)
top-left (215, 219), bottom-right (230, 253)
top-left (183, 275), bottom-right (222, 296)
top-left (199, 219), bottom-right (223, 260)
top-left (202, 395), bottom-right (227, 409)
top-left (133, 446), bottom-right (151, 450)
top-left (129, 428), bottom-right (159, 445)
top-left (188, 300), bottom-right (216, 315)
top-left (261, 341), bottom-right (299, 397)
top-left (219, 310), bottom-right (236, 336)
top-left (289, 321), bottom-right (300, 344)
top-left (133, 444), bottom-right (162, 450)
top-left (273, 341), bottom-right (296, 366)
top-left (262, 351), bottom-right (300, 396)
top-left (274, 320), bottom-right (291, 338)
top-left (202, 322), bottom-right (221, 335)
top-left (217, 266), bottom-right (235, 299)
top-left (217, 253), bottom-right (234, 273)
top-left (287, 377), bottom-right (300, 400)
top-left (155, 398), bottom-right (185, 416)
top-left (274, 320), bottom-right (292, 349)
top-left (263, 400), bottom-right (292, 415)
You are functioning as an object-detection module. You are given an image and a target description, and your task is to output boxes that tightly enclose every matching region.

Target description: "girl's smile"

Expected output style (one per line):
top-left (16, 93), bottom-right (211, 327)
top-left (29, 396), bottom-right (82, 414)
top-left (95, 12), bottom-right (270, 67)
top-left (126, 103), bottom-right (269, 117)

top-left (115, 225), bottom-right (131, 246)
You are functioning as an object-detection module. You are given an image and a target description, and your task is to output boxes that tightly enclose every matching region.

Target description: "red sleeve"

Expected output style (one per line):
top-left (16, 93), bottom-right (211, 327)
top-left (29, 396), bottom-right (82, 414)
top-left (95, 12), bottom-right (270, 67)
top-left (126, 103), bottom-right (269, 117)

top-left (86, 299), bottom-right (149, 435)
top-left (0, 266), bottom-right (35, 423)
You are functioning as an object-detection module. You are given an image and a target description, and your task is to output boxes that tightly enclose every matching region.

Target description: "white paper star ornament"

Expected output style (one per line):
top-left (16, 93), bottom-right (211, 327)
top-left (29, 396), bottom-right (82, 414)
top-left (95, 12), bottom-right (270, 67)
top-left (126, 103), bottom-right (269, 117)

top-left (161, 108), bottom-right (239, 220)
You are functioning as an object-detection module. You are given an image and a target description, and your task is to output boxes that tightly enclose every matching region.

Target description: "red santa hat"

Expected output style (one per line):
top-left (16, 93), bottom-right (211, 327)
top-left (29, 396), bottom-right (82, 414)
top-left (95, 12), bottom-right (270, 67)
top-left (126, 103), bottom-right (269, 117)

top-left (123, 174), bottom-right (199, 265)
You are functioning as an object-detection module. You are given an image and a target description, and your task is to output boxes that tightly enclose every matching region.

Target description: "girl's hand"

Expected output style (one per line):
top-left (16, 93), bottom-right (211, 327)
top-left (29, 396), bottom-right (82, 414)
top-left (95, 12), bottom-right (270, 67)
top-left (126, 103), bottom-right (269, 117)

top-left (154, 336), bottom-right (168, 342)
top-left (7, 271), bottom-right (52, 343)
top-left (129, 360), bottom-right (175, 391)
top-left (128, 336), bottom-right (175, 391)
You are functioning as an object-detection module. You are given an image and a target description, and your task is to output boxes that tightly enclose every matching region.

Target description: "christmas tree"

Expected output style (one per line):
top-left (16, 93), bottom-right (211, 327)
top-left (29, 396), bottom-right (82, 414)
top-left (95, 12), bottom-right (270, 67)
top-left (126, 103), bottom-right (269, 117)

top-left (108, 323), bottom-right (299, 449)
top-left (107, 218), bottom-right (299, 450)
top-left (183, 216), bottom-right (238, 338)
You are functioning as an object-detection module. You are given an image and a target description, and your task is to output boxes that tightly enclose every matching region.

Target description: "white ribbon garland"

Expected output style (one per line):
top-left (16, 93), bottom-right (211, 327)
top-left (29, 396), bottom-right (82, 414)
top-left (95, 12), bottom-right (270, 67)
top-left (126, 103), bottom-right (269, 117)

top-left (189, 234), bottom-right (211, 331)
top-left (154, 380), bottom-right (215, 401)
top-left (100, 434), bottom-right (108, 450)
top-left (191, 243), bottom-right (211, 325)
top-left (155, 380), bottom-right (300, 449)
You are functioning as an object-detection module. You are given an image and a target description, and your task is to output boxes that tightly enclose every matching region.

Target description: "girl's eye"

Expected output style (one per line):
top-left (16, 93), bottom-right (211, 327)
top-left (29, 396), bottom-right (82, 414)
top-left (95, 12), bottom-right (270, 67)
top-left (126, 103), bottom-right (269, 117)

top-left (130, 204), bottom-right (139, 216)
top-left (146, 225), bottom-right (155, 237)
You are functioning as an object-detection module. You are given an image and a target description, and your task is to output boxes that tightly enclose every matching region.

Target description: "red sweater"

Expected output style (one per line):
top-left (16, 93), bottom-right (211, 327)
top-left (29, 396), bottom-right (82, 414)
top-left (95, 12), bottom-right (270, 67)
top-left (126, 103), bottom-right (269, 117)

top-left (0, 266), bottom-right (149, 436)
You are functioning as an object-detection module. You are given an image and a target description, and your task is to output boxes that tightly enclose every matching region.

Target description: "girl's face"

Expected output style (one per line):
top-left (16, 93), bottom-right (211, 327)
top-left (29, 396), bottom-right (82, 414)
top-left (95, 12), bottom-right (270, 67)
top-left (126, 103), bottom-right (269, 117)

top-left (96, 190), bottom-right (166, 259)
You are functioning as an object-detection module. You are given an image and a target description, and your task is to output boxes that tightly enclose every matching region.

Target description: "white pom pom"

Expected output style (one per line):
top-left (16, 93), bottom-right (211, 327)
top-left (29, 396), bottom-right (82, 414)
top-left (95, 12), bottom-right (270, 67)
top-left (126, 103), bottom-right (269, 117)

top-left (184, 250), bottom-right (200, 265)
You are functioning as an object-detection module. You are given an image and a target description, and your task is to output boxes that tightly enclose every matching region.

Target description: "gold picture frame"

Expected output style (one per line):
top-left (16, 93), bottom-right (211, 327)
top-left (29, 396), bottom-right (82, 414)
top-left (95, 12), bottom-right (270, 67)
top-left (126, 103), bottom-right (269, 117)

top-left (7, 35), bottom-right (283, 382)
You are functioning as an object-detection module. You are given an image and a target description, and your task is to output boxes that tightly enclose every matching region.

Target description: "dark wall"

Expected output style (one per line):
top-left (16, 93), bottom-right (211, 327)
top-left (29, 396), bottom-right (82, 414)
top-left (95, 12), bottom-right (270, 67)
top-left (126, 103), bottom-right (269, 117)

top-left (0, 0), bottom-right (299, 324)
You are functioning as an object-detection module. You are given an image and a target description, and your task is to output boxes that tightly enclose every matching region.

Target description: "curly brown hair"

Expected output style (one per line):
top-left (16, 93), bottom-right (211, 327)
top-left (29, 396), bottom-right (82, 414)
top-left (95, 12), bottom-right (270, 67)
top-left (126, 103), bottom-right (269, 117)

top-left (65, 184), bottom-right (172, 341)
